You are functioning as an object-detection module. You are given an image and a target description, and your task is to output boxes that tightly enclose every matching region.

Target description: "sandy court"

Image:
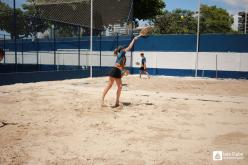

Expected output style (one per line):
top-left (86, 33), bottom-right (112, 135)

top-left (0, 75), bottom-right (248, 165)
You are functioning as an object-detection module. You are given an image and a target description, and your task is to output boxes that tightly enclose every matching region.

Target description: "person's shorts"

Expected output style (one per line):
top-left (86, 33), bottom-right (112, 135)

top-left (109, 67), bottom-right (122, 78)
top-left (139, 67), bottom-right (146, 71)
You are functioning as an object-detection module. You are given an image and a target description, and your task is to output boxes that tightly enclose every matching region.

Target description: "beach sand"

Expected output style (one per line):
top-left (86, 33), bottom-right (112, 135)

top-left (0, 76), bottom-right (248, 165)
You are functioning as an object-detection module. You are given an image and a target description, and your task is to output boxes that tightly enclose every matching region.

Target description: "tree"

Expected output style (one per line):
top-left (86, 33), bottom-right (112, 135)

top-left (0, 1), bottom-right (12, 34)
top-left (153, 5), bottom-right (234, 34)
top-left (200, 5), bottom-right (234, 33)
top-left (154, 9), bottom-right (197, 34)
top-left (0, 1), bottom-right (29, 38)
top-left (22, 0), bottom-right (49, 38)
top-left (0, 0), bottom-right (48, 38)
top-left (133, 0), bottom-right (165, 21)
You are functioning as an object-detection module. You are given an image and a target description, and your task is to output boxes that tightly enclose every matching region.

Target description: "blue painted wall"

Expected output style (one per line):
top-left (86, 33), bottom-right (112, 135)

top-left (1, 34), bottom-right (248, 52)
top-left (1, 34), bottom-right (248, 85)
top-left (1, 65), bottom-right (247, 85)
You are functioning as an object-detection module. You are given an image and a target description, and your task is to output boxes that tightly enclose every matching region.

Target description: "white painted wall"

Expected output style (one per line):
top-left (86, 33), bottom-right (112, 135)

top-left (133, 52), bottom-right (248, 72)
top-left (2, 50), bottom-right (248, 72)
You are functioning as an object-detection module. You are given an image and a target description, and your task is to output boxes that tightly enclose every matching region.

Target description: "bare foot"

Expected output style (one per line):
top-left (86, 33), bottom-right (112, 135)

top-left (112, 104), bottom-right (120, 108)
top-left (101, 100), bottom-right (107, 107)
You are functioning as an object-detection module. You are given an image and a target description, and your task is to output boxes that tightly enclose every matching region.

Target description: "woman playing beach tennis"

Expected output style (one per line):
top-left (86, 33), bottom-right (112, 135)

top-left (102, 35), bottom-right (141, 108)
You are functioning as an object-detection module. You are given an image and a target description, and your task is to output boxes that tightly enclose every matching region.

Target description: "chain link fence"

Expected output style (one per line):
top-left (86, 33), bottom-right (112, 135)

top-left (0, 0), bottom-right (134, 73)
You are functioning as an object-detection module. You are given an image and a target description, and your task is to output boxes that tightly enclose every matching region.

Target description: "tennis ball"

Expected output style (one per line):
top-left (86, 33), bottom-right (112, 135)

top-left (181, 15), bottom-right (184, 19)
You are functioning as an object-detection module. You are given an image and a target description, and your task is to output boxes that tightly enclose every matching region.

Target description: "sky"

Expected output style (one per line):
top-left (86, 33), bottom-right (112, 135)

top-left (8, 0), bottom-right (248, 13)
top-left (166, 0), bottom-right (248, 13)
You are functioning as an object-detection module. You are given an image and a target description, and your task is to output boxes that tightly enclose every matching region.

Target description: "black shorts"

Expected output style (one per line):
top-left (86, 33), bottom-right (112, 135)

top-left (109, 67), bottom-right (122, 78)
top-left (139, 67), bottom-right (146, 71)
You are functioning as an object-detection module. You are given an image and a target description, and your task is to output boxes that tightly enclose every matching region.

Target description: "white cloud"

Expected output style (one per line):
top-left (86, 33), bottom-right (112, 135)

top-left (219, 0), bottom-right (248, 9)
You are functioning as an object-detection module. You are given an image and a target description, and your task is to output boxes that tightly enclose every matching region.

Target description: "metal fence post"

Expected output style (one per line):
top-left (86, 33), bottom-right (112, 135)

top-left (100, 32), bottom-right (102, 67)
top-left (53, 26), bottom-right (56, 71)
top-left (21, 38), bottom-right (23, 64)
top-left (216, 54), bottom-right (218, 79)
top-left (130, 19), bottom-right (134, 74)
top-left (78, 26), bottom-right (81, 69)
top-left (36, 37), bottom-right (39, 71)
top-left (13, 0), bottom-right (17, 72)
top-left (3, 35), bottom-right (6, 64)
top-left (116, 33), bottom-right (119, 48)
top-left (130, 34), bottom-right (134, 74)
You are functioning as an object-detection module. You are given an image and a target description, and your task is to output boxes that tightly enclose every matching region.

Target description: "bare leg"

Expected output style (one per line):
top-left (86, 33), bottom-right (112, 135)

top-left (114, 78), bottom-right (122, 107)
top-left (102, 77), bottom-right (114, 106)
top-left (145, 71), bottom-right (150, 79)
top-left (139, 70), bottom-right (142, 78)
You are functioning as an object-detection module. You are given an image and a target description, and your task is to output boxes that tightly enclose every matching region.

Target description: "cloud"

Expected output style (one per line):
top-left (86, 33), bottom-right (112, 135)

top-left (219, 0), bottom-right (248, 8)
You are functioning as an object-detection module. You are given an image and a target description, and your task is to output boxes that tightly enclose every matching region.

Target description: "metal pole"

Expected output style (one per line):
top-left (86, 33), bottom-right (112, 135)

top-left (13, 0), bottom-right (17, 72)
top-left (21, 38), bottom-right (23, 64)
top-left (3, 35), bottom-right (6, 63)
top-left (78, 26), bottom-right (81, 69)
top-left (53, 26), bottom-right (56, 71)
top-left (216, 54), bottom-right (218, 79)
top-left (245, 10), bottom-right (247, 34)
top-left (36, 37), bottom-right (39, 71)
top-left (130, 0), bottom-right (134, 74)
top-left (35, 16), bottom-right (39, 71)
top-left (100, 32), bottom-right (102, 67)
top-left (116, 33), bottom-right (119, 48)
top-left (195, 0), bottom-right (201, 77)
top-left (90, 0), bottom-right (93, 77)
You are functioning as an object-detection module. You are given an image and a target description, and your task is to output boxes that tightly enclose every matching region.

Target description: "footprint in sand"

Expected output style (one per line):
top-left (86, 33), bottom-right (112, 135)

top-left (145, 103), bottom-right (154, 106)
top-left (213, 132), bottom-right (248, 145)
top-left (122, 102), bottom-right (131, 106)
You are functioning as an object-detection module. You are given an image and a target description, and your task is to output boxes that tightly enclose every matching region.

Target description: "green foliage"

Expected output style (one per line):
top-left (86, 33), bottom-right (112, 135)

top-left (22, 0), bottom-right (49, 37)
top-left (134, 0), bottom-right (165, 20)
top-left (154, 5), bottom-right (235, 34)
top-left (0, 1), bottom-right (236, 36)
top-left (0, 0), bottom-right (49, 38)
top-left (200, 5), bottom-right (234, 33)
top-left (154, 9), bottom-right (197, 34)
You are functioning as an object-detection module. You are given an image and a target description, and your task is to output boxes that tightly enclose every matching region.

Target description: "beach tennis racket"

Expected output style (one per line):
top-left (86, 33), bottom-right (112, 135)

top-left (139, 26), bottom-right (152, 37)
top-left (121, 69), bottom-right (129, 77)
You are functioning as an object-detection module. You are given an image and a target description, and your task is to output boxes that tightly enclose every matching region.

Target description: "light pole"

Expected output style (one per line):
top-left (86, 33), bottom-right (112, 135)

top-left (13, 0), bottom-right (17, 72)
top-left (195, 0), bottom-right (201, 77)
top-left (90, 0), bottom-right (93, 78)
